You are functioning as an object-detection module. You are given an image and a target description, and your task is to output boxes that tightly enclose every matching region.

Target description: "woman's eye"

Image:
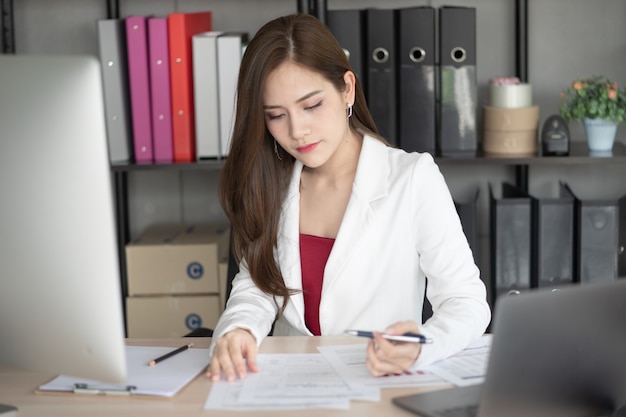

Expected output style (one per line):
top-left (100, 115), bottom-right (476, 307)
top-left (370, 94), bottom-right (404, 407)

top-left (305, 101), bottom-right (322, 111)
top-left (266, 113), bottom-right (284, 120)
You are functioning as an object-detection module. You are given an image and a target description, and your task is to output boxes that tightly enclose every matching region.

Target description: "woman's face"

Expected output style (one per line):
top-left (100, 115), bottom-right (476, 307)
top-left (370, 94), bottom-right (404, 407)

top-left (262, 61), bottom-right (355, 169)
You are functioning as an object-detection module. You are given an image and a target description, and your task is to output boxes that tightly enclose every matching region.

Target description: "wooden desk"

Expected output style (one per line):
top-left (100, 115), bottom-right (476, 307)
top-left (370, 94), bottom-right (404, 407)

top-left (0, 336), bottom-right (446, 416)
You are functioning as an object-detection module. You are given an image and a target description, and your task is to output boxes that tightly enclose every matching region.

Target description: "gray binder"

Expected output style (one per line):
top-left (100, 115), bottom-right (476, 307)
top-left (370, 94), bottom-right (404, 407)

top-left (490, 182), bottom-right (533, 304)
top-left (327, 9), bottom-right (366, 92)
top-left (455, 187), bottom-right (479, 263)
top-left (366, 8), bottom-right (398, 145)
top-left (566, 185), bottom-right (622, 284)
top-left (398, 6), bottom-right (436, 155)
top-left (438, 6), bottom-right (477, 157)
top-left (97, 19), bottom-right (133, 163)
top-left (532, 182), bottom-right (575, 289)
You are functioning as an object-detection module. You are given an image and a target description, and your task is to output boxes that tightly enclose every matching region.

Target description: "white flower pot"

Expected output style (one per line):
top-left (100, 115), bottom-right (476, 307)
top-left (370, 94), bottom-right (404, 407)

top-left (583, 117), bottom-right (618, 153)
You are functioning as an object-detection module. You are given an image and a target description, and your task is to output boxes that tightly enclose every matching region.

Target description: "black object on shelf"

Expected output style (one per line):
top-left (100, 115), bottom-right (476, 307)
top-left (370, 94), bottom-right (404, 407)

top-left (564, 184), bottom-right (626, 285)
top-left (106, 0), bottom-right (120, 19)
top-left (541, 114), bottom-right (570, 156)
top-left (489, 182), bottom-right (534, 305)
top-left (438, 6), bottom-right (478, 158)
top-left (532, 182), bottom-right (575, 289)
top-left (515, 0), bottom-right (528, 82)
top-left (297, 0), bottom-right (309, 13)
top-left (1, 0), bottom-right (15, 53)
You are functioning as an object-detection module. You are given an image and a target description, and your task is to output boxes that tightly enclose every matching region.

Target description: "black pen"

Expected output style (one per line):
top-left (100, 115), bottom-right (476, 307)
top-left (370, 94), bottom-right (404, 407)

top-left (345, 330), bottom-right (433, 344)
top-left (148, 343), bottom-right (193, 366)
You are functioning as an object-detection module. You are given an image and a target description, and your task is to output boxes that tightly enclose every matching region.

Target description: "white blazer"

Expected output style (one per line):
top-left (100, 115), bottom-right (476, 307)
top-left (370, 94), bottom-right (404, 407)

top-left (211, 135), bottom-right (491, 367)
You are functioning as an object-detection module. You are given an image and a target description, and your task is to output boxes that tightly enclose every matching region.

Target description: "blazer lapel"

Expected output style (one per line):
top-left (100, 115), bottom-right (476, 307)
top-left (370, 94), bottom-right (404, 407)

top-left (277, 136), bottom-right (390, 328)
top-left (323, 136), bottom-right (389, 288)
top-left (277, 162), bottom-right (305, 321)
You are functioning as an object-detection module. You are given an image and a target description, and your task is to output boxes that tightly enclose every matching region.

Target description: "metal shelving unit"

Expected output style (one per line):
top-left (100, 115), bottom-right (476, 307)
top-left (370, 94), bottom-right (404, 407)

top-left (3, 0), bottom-right (623, 328)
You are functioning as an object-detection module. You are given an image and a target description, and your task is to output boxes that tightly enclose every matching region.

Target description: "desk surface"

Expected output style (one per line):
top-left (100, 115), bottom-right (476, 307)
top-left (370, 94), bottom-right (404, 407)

top-left (0, 336), bottom-right (446, 416)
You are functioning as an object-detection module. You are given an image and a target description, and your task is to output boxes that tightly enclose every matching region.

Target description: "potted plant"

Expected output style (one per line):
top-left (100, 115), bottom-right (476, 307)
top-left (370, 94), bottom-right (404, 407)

top-left (559, 75), bottom-right (626, 152)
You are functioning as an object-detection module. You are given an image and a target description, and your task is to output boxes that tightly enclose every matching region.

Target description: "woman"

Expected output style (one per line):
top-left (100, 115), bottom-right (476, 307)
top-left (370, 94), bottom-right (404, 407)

top-left (207, 13), bottom-right (490, 382)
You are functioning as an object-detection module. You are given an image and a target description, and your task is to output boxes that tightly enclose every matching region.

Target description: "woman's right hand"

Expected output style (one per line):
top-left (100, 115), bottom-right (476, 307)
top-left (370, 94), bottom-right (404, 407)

top-left (206, 328), bottom-right (259, 382)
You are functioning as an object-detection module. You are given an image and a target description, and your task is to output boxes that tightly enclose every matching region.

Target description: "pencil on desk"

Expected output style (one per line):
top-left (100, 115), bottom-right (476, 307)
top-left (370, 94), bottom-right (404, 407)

top-left (148, 342), bottom-right (193, 366)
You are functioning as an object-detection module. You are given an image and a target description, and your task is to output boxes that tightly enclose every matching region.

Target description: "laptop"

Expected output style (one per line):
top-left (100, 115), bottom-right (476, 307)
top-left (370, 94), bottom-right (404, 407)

top-left (393, 280), bottom-right (626, 417)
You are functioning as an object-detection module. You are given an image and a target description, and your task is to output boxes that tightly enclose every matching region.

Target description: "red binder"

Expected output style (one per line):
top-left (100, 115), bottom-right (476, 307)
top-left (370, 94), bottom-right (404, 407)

top-left (167, 11), bottom-right (212, 162)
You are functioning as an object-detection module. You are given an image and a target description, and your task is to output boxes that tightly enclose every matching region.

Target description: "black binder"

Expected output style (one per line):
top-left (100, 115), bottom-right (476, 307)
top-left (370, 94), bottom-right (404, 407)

top-left (438, 6), bottom-right (477, 157)
top-left (398, 6), bottom-right (436, 155)
top-left (327, 9), bottom-right (366, 92)
top-left (489, 182), bottom-right (534, 305)
top-left (311, 0), bottom-right (327, 24)
top-left (567, 188), bottom-right (620, 284)
top-left (454, 187), bottom-right (479, 263)
top-left (563, 184), bottom-right (626, 284)
top-left (366, 8), bottom-right (398, 145)
top-left (296, 0), bottom-right (309, 13)
top-left (532, 182), bottom-right (575, 289)
top-left (578, 201), bottom-right (619, 284)
top-left (298, 0), bottom-right (326, 23)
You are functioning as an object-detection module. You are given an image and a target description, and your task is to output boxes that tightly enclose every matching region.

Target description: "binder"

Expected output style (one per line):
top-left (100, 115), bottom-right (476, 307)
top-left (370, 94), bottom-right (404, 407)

top-left (454, 187), bottom-right (479, 263)
top-left (489, 182), bottom-right (534, 304)
top-left (327, 9), bottom-right (366, 91)
top-left (578, 201), bottom-right (619, 284)
top-left (366, 8), bottom-right (398, 145)
top-left (148, 17), bottom-right (174, 163)
top-left (217, 32), bottom-right (247, 157)
top-left (97, 19), bottom-right (133, 163)
top-left (310, 0), bottom-right (327, 25)
top-left (192, 31), bottom-right (223, 160)
top-left (565, 184), bottom-right (623, 284)
top-left (531, 182), bottom-right (575, 289)
top-left (398, 6), bottom-right (436, 155)
top-left (296, 0), bottom-right (310, 13)
top-left (168, 11), bottom-right (212, 162)
top-left (438, 6), bottom-right (477, 157)
top-left (126, 16), bottom-right (153, 163)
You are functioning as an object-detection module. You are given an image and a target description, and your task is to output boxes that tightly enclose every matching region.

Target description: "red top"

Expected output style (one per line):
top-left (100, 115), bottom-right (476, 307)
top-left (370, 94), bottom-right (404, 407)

top-left (299, 233), bottom-right (335, 336)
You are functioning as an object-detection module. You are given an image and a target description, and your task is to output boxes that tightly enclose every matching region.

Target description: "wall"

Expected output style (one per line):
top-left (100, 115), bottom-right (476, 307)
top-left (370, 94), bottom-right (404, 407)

top-left (5, 0), bottom-right (626, 291)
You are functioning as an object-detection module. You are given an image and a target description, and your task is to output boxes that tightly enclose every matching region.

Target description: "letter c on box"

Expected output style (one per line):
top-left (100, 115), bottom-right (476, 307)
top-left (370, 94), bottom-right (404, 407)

top-left (185, 314), bottom-right (202, 330)
top-left (187, 262), bottom-right (204, 279)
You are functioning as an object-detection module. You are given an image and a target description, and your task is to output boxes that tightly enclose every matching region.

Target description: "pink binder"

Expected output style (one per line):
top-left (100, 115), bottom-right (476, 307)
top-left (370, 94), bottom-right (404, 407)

top-left (126, 16), bottom-right (153, 163)
top-left (148, 17), bottom-right (174, 163)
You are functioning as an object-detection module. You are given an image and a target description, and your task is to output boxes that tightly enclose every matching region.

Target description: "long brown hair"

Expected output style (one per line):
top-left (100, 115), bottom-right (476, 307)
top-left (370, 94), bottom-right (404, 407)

top-left (219, 13), bottom-right (379, 314)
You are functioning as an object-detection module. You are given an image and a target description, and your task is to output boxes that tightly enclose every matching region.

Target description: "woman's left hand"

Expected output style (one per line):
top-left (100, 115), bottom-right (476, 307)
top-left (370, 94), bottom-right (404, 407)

top-left (365, 321), bottom-right (423, 377)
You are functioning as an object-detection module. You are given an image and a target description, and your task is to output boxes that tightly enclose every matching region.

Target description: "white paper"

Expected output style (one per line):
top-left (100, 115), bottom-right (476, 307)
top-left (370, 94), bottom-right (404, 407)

top-left (205, 380), bottom-right (350, 411)
top-left (317, 343), bottom-right (449, 390)
top-left (203, 353), bottom-right (383, 410)
top-left (203, 337), bottom-right (493, 410)
top-left (38, 345), bottom-right (210, 397)
top-left (239, 354), bottom-right (378, 403)
top-left (422, 334), bottom-right (492, 386)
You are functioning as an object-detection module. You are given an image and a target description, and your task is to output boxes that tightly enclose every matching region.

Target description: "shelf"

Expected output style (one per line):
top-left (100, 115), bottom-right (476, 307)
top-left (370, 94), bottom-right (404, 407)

top-left (435, 142), bottom-right (626, 166)
top-left (111, 159), bottom-right (225, 172)
top-left (110, 142), bottom-right (626, 172)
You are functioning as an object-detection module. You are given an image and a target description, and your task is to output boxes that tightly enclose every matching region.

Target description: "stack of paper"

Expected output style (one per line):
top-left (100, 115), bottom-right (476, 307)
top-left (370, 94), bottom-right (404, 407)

top-left (204, 335), bottom-right (492, 411)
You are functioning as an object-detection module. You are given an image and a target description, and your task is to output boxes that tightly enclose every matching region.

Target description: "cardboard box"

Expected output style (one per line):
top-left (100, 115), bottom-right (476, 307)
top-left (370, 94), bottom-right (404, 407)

top-left (126, 223), bottom-right (230, 296)
top-left (126, 295), bottom-right (221, 338)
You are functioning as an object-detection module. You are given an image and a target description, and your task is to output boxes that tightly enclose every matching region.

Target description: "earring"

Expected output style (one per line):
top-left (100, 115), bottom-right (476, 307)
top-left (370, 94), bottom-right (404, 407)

top-left (274, 140), bottom-right (282, 160)
top-left (346, 103), bottom-right (353, 118)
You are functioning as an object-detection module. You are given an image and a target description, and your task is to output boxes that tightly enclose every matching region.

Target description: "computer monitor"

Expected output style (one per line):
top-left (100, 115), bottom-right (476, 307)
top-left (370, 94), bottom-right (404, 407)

top-left (0, 54), bottom-right (127, 391)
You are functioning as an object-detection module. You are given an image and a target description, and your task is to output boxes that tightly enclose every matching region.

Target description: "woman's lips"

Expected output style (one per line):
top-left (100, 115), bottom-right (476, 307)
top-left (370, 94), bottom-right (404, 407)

top-left (297, 142), bottom-right (319, 153)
